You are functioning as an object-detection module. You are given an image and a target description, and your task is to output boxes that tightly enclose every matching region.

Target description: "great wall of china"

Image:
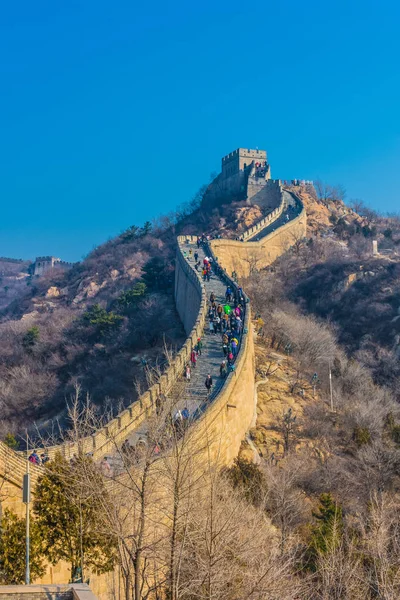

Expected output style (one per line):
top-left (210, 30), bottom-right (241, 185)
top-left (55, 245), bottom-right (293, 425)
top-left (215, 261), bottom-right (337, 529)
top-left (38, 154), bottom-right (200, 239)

top-left (0, 148), bottom-right (307, 595)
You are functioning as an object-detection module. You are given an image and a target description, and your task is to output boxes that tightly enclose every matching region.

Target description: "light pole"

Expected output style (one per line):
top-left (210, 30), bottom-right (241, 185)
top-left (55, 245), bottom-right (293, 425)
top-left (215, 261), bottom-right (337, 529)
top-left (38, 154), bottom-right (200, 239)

top-left (23, 432), bottom-right (30, 585)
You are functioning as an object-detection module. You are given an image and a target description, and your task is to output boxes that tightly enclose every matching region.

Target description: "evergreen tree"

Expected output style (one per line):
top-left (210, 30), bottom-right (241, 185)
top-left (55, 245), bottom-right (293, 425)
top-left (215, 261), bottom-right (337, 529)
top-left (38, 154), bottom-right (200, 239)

top-left (116, 282), bottom-right (147, 311)
top-left (142, 221), bottom-right (152, 235)
top-left (0, 508), bottom-right (44, 584)
top-left (306, 493), bottom-right (343, 570)
top-left (121, 225), bottom-right (141, 243)
top-left (3, 433), bottom-right (18, 450)
top-left (83, 304), bottom-right (123, 336)
top-left (141, 257), bottom-right (170, 291)
top-left (33, 453), bottom-right (115, 580)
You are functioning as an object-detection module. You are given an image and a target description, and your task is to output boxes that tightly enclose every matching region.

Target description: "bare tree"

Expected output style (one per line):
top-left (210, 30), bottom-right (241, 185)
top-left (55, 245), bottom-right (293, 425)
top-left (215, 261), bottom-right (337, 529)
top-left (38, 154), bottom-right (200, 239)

top-left (315, 181), bottom-right (346, 205)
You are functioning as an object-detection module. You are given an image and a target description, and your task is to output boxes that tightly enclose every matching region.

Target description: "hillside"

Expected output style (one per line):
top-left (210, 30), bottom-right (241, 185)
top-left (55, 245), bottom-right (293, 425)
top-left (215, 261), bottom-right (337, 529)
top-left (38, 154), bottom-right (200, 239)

top-left (0, 258), bottom-right (32, 311)
top-left (0, 224), bottom-right (187, 438)
top-left (244, 185), bottom-right (400, 399)
top-left (0, 187), bottom-right (264, 439)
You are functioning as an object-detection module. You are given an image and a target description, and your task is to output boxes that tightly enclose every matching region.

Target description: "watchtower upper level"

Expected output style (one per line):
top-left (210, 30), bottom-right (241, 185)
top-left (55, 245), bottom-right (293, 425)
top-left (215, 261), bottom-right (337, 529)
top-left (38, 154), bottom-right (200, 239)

top-left (221, 148), bottom-right (267, 179)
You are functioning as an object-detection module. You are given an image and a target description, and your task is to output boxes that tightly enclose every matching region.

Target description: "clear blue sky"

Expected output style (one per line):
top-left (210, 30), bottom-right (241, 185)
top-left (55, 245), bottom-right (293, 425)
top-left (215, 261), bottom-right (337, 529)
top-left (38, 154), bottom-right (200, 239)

top-left (1, 0), bottom-right (399, 261)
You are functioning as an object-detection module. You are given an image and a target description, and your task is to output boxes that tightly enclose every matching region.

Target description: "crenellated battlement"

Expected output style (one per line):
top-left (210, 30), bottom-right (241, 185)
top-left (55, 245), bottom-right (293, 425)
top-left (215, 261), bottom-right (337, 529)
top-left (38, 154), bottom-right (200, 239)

top-left (33, 256), bottom-right (74, 277)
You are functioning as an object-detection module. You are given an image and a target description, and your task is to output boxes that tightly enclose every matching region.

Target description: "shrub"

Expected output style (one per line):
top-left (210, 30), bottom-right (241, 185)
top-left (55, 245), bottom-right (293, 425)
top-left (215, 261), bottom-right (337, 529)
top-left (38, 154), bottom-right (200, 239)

top-left (3, 433), bottom-right (18, 450)
top-left (83, 304), bottom-right (123, 335)
top-left (22, 326), bottom-right (40, 349)
top-left (225, 457), bottom-right (266, 506)
top-left (116, 282), bottom-right (147, 310)
top-left (352, 426), bottom-right (371, 447)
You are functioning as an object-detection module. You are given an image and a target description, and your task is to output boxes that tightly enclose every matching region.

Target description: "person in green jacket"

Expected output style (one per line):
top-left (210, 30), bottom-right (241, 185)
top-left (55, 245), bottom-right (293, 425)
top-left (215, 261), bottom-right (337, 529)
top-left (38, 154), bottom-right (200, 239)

top-left (196, 337), bottom-right (203, 355)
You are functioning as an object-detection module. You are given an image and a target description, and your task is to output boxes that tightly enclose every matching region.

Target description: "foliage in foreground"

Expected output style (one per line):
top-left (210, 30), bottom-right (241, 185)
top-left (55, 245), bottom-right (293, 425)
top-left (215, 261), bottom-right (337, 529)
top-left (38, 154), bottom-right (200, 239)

top-left (0, 508), bottom-right (44, 584)
top-left (33, 452), bottom-right (115, 578)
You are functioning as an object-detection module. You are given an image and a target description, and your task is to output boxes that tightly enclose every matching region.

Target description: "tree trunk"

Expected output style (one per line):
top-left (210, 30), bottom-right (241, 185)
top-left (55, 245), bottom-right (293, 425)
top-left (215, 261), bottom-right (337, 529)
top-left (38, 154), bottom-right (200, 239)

top-left (134, 464), bottom-right (149, 600)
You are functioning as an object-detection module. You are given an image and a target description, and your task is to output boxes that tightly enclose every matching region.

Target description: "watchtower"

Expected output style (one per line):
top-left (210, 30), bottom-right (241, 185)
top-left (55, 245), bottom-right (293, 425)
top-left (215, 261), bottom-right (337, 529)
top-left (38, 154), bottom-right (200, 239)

top-left (221, 148), bottom-right (269, 180)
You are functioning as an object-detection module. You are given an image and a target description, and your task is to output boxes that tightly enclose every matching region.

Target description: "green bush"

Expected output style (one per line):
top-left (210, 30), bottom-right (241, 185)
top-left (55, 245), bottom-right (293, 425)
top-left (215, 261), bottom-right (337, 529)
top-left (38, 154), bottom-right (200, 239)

top-left (0, 508), bottom-right (44, 584)
top-left (116, 282), bottom-right (147, 310)
top-left (22, 325), bottom-right (40, 349)
top-left (225, 457), bottom-right (266, 506)
top-left (352, 426), bottom-right (371, 447)
top-left (305, 493), bottom-right (344, 571)
top-left (3, 433), bottom-right (18, 450)
top-left (83, 304), bottom-right (123, 335)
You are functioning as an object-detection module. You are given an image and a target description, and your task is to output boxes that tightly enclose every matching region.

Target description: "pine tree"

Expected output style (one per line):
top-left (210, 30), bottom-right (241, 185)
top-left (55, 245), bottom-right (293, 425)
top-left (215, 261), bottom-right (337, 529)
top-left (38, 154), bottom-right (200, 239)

top-left (0, 508), bottom-right (44, 584)
top-left (141, 257), bottom-right (170, 291)
top-left (306, 492), bottom-right (343, 570)
top-left (83, 304), bottom-right (123, 336)
top-left (142, 221), bottom-right (152, 235)
top-left (116, 282), bottom-right (147, 311)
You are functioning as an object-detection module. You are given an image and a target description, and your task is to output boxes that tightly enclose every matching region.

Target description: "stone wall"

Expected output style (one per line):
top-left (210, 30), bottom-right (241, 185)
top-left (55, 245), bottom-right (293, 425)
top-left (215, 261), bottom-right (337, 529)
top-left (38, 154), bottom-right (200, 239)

top-left (0, 199), bottom-right (305, 597)
top-left (242, 195), bottom-right (285, 241)
top-left (246, 178), bottom-right (282, 209)
top-left (0, 251), bottom-right (207, 489)
top-left (174, 239), bottom-right (206, 334)
top-left (189, 241), bottom-right (255, 464)
top-left (0, 584), bottom-right (97, 600)
top-left (211, 199), bottom-right (307, 279)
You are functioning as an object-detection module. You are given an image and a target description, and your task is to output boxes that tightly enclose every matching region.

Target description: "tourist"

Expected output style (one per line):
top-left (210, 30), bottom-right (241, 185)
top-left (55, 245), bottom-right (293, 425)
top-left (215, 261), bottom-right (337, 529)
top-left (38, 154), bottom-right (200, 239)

top-left (121, 439), bottom-right (132, 456)
top-left (220, 360), bottom-right (228, 378)
top-left (205, 374), bottom-right (213, 395)
top-left (40, 452), bottom-right (50, 464)
top-left (185, 364), bottom-right (191, 381)
top-left (101, 456), bottom-right (111, 475)
top-left (173, 410), bottom-right (184, 434)
top-left (196, 337), bottom-right (203, 355)
top-left (28, 450), bottom-right (40, 465)
top-left (225, 286), bottom-right (232, 302)
top-left (231, 337), bottom-right (239, 356)
top-left (190, 349), bottom-right (197, 368)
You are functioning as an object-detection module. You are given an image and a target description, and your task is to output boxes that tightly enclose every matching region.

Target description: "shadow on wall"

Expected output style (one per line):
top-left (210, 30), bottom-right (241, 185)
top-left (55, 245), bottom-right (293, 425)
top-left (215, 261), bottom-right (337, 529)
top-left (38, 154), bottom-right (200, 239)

top-left (210, 197), bottom-right (307, 279)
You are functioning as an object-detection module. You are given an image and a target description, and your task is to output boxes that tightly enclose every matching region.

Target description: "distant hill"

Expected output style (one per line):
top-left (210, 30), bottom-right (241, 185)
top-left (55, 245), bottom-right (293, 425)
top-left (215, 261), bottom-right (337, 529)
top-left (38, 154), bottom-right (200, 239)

top-left (0, 257), bottom-right (32, 311)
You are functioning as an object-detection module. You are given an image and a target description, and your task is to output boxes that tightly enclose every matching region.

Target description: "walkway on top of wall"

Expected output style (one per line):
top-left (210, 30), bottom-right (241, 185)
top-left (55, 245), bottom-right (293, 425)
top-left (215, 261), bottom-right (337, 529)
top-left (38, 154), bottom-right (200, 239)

top-left (248, 190), bottom-right (302, 242)
top-left (124, 238), bottom-right (243, 446)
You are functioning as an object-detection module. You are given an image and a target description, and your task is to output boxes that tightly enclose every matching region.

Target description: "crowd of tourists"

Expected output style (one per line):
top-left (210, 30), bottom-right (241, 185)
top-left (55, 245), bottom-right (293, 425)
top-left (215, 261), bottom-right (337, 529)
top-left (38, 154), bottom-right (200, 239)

top-left (181, 235), bottom-right (246, 413)
top-left (254, 160), bottom-right (268, 178)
